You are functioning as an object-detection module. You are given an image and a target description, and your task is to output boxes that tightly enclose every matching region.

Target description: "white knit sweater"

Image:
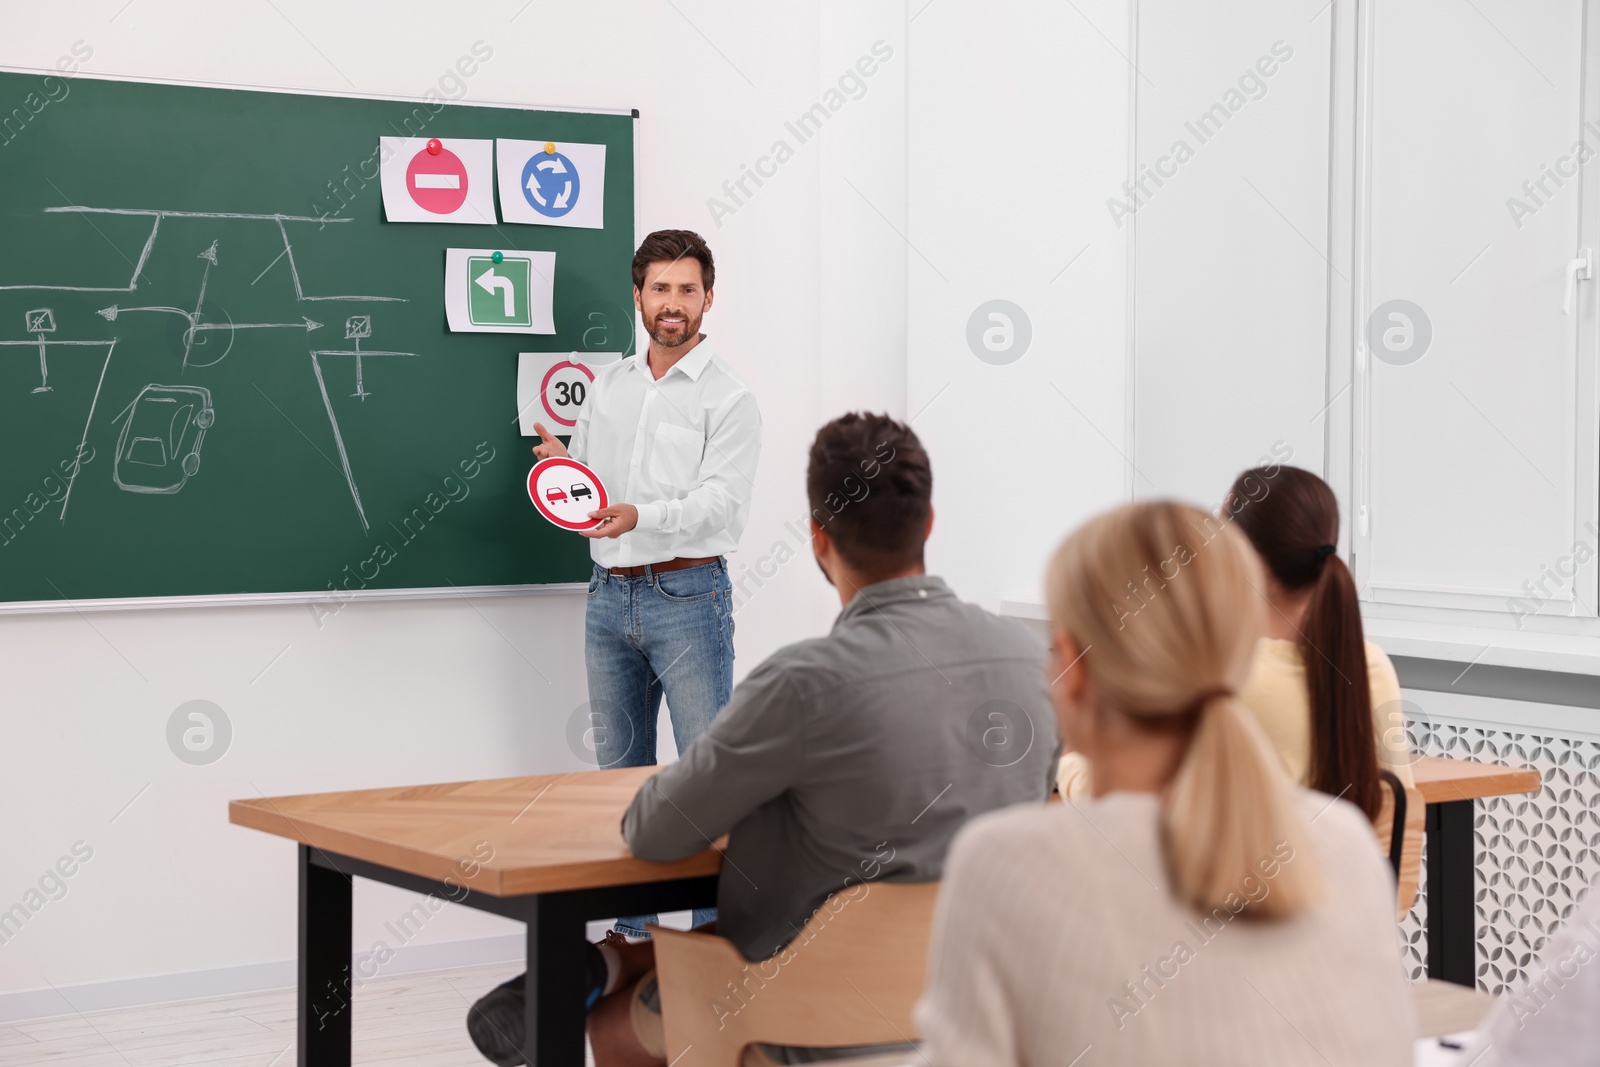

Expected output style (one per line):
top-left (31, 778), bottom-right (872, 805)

top-left (916, 790), bottom-right (1414, 1066)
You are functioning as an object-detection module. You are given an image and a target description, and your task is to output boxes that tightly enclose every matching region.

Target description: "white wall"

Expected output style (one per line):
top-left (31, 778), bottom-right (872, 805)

top-left (0, 0), bottom-right (907, 1010)
top-left (906, 1), bottom-right (1341, 610)
top-left (908, 0), bottom-right (1132, 607)
top-left (731, 3), bottom-right (910, 607)
top-left (818, 4), bottom-right (908, 419)
top-left (1131, 0), bottom-right (1333, 502)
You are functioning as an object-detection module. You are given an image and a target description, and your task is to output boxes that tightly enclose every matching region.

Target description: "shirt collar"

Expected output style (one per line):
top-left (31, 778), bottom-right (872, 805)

top-left (628, 336), bottom-right (716, 382)
top-left (835, 574), bottom-right (953, 626)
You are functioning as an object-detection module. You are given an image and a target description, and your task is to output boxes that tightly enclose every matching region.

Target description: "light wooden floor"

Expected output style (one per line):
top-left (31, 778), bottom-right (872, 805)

top-left (0, 966), bottom-right (1494, 1066)
top-left (0, 962), bottom-right (539, 1067)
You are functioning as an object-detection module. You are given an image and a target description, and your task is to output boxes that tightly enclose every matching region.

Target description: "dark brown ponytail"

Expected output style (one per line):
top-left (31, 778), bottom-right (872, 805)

top-left (1228, 467), bottom-right (1382, 820)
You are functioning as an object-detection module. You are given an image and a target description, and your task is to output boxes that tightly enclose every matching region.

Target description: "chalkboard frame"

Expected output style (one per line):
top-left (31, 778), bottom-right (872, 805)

top-left (0, 64), bottom-right (637, 613)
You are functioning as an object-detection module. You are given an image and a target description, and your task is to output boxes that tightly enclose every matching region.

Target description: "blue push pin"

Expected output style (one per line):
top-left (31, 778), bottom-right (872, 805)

top-left (491, 250), bottom-right (504, 264)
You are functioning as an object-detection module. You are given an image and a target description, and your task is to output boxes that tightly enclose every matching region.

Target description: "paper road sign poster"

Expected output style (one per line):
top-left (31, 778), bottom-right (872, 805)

top-left (496, 139), bottom-right (607, 229)
top-left (444, 248), bottom-right (556, 334)
top-left (380, 137), bottom-right (496, 224)
top-left (528, 457), bottom-right (608, 530)
top-left (516, 352), bottom-right (622, 435)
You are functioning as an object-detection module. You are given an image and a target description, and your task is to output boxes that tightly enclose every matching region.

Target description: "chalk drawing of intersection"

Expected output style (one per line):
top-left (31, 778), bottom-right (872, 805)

top-left (113, 384), bottom-right (216, 494)
top-left (2, 205), bottom-right (410, 528)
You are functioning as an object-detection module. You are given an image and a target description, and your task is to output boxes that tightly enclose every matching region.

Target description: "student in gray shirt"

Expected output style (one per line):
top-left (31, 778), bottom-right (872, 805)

top-left (576, 412), bottom-right (1058, 1065)
top-left (469, 412), bottom-right (1056, 1065)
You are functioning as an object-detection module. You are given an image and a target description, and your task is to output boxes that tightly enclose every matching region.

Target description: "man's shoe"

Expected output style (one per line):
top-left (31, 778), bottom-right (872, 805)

top-left (467, 973), bottom-right (526, 1066)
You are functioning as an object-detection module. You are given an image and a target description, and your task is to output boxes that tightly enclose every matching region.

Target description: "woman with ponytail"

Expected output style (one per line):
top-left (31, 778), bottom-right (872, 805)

top-left (1229, 466), bottom-right (1413, 822)
top-left (916, 501), bottom-right (1411, 1066)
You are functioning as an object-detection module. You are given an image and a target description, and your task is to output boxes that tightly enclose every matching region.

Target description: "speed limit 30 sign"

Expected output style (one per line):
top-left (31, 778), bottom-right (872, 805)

top-left (540, 359), bottom-right (596, 428)
top-left (516, 352), bottom-right (622, 437)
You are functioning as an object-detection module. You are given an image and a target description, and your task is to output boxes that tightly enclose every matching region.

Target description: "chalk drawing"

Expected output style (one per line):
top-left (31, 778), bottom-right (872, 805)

top-left (2, 204), bottom-right (417, 533)
top-left (110, 384), bottom-right (215, 494)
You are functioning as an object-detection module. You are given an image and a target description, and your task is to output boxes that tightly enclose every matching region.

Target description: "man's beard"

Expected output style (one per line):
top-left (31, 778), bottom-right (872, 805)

top-left (645, 309), bottom-right (699, 348)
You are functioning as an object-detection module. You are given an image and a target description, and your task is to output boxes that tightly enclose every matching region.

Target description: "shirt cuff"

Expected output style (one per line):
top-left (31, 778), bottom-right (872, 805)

top-left (634, 502), bottom-right (667, 532)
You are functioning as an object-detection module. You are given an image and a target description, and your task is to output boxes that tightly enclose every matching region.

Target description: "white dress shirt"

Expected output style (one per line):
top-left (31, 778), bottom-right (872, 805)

top-left (567, 337), bottom-right (761, 569)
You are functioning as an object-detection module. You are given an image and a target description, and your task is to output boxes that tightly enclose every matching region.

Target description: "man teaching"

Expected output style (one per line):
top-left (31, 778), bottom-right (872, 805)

top-left (532, 228), bottom-right (761, 935)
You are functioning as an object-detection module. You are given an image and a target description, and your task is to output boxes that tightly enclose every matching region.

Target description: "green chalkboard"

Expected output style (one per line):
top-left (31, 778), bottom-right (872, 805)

top-left (0, 71), bottom-right (635, 605)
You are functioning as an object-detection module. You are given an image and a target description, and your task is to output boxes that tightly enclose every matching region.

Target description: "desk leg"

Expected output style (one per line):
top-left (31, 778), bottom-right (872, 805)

top-left (298, 845), bottom-right (353, 1066)
top-left (1425, 800), bottom-right (1477, 988)
top-left (522, 893), bottom-right (589, 1067)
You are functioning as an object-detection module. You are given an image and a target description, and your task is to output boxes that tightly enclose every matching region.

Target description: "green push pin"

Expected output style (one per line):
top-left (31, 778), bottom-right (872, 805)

top-left (491, 250), bottom-right (504, 263)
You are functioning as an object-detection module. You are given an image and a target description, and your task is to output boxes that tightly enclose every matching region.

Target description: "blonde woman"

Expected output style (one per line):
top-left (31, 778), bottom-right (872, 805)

top-left (917, 502), bottom-right (1412, 1066)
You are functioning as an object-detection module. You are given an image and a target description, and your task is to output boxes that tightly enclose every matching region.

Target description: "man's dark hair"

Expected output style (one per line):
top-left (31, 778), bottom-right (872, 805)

top-left (806, 413), bottom-right (932, 574)
top-left (632, 229), bottom-right (715, 291)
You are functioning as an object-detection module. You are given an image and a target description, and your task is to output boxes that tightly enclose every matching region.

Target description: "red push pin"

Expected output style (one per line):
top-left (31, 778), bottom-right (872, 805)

top-left (426, 138), bottom-right (442, 155)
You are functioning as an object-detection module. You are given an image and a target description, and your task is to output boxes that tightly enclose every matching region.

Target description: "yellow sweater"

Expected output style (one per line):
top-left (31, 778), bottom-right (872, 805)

top-left (1240, 637), bottom-right (1415, 789)
top-left (1055, 638), bottom-right (1415, 798)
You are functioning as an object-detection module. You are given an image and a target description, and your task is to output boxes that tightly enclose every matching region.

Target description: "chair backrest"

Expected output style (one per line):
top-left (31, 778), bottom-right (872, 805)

top-left (651, 881), bottom-right (940, 1067)
top-left (1372, 769), bottom-right (1425, 916)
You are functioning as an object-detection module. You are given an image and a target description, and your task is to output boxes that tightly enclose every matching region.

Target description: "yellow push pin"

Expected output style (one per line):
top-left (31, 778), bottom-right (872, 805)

top-left (544, 142), bottom-right (556, 155)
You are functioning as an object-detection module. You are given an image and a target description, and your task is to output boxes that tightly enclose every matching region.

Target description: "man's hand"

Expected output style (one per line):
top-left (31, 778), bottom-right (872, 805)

top-left (581, 504), bottom-right (639, 539)
top-left (531, 422), bottom-right (569, 460)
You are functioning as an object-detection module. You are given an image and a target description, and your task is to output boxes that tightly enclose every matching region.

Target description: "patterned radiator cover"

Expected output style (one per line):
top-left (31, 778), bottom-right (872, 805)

top-left (1400, 719), bottom-right (1600, 993)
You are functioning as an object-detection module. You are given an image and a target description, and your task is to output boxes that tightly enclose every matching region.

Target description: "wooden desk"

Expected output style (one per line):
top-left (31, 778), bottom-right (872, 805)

top-left (1413, 977), bottom-right (1496, 1039)
top-left (1413, 755), bottom-right (1540, 806)
top-left (230, 767), bottom-right (720, 1067)
top-left (1409, 755), bottom-right (1541, 988)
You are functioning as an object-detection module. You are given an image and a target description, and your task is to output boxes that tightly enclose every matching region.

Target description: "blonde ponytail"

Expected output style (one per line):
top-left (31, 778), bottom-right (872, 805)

top-left (1045, 501), bottom-right (1323, 919)
top-left (1164, 692), bottom-right (1321, 917)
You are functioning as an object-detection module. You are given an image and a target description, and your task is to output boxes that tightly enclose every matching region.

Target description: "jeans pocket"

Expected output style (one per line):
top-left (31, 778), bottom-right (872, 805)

top-left (653, 567), bottom-right (718, 603)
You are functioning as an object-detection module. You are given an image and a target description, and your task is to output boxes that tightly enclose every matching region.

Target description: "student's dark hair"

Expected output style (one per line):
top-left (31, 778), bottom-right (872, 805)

top-left (806, 413), bottom-right (931, 575)
top-left (632, 229), bottom-right (715, 291)
top-left (1229, 465), bottom-right (1382, 821)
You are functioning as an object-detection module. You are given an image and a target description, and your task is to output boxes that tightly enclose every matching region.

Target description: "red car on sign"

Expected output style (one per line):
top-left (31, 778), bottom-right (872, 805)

top-left (546, 486), bottom-right (568, 504)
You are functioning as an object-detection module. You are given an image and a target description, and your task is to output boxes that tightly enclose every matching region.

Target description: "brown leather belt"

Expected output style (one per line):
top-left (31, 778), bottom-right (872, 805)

top-left (608, 555), bottom-right (721, 577)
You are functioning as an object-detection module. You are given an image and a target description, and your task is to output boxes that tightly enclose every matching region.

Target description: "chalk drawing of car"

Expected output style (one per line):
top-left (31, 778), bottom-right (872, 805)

top-left (114, 384), bottom-right (216, 494)
top-left (545, 486), bottom-right (568, 504)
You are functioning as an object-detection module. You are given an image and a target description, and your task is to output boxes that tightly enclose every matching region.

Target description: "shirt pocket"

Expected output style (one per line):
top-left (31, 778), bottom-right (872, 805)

top-left (648, 421), bottom-right (705, 489)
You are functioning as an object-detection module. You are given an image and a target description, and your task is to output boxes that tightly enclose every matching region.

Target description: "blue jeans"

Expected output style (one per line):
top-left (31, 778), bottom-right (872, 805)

top-left (585, 559), bottom-right (733, 935)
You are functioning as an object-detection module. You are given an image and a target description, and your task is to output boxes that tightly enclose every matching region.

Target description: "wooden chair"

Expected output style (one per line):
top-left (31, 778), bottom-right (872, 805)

top-left (651, 882), bottom-right (940, 1067)
top-left (1374, 769), bottom-right (1425, 916)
